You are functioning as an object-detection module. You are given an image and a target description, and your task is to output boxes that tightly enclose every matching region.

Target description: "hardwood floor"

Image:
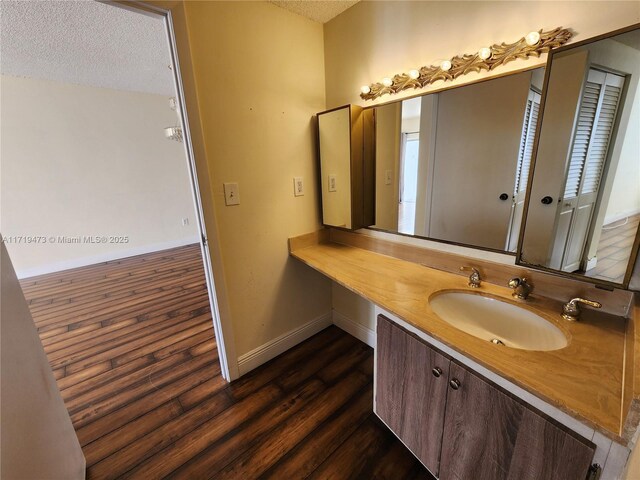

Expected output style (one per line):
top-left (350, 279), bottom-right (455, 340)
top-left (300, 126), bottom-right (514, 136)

top-left (589, 213), bottom-right (640, 283)
top-left (21, 244), bottom-right (432, 479)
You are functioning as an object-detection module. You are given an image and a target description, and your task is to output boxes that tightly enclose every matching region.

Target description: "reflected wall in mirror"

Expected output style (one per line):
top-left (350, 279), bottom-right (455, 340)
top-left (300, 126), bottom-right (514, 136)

top-left (371, 68), bottom-right (545, 252)
top-left (317, 104), bottom-right (373, 230)
top-left (519, 26), bottom-right (640, 287)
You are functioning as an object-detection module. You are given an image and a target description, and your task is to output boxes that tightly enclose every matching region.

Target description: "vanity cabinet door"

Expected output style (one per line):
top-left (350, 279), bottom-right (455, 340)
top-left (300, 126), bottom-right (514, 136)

top-left (376, 316), bottom-right (450, 476)
top-left (440, 362), bottom-right (595, 480)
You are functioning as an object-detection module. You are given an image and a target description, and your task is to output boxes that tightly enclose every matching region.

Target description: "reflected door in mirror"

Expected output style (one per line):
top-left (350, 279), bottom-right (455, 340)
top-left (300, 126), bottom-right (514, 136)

top-left (520, 26), bottom-right (640, 288)
top-left (371, 69), bottom-right (544, 253)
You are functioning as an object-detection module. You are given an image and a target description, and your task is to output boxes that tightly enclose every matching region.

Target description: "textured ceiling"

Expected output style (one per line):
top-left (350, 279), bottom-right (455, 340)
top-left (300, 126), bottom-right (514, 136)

top-left (0, 0), bottom-right (174, 95)
top-left (269, 0), bottom-right (359, 23)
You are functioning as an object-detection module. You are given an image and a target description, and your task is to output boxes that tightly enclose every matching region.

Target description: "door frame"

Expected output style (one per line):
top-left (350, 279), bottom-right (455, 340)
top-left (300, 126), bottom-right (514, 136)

top-left (107, 0), bottom-right (239, 380)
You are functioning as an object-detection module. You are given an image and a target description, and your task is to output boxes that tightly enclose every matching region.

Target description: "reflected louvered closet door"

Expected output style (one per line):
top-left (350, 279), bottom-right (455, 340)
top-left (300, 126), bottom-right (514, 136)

top-left (556, 68), bottom-right (624, 273)
top-left (507, 89), bottom-right (541, 252)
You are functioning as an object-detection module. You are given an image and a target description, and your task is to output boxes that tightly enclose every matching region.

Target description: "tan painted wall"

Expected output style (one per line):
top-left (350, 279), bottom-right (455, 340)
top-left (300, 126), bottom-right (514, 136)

top-left (0, 75), bottom-right (198, 278)
top-left (179, 1), bottom-right (331, 359)
top-left (625, 442), bottom-right (640, 480)
top-left (373, 102), bottom-right (401, 231)
top-left (324, 1), bottom-right (640, 108)
top-left (1, 243), bottom-right (85, 479)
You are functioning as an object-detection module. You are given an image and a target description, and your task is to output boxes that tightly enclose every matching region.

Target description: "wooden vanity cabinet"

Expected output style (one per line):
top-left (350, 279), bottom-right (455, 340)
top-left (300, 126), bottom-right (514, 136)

top-left (375, 315), bottom-right (596, 480)
top-left (376, 315), bottom-right (450, 475)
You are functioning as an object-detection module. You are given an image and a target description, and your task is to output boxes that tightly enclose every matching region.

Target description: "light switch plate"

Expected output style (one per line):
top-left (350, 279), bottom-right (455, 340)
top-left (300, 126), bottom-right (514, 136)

top-left (223, 182), bottom-right (240, 206)
top-left (293, 177), bottom-right (304, 196)
top-left (385, 170), bottom-right (392, 185)
top-left (328, 174), bottom-right (337, 192)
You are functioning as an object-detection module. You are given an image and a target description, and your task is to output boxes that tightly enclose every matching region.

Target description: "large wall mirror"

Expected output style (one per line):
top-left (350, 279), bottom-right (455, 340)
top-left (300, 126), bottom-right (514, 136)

top-left (369, 68), bottom-right (545, 253)
top-left (518, 24), bottom-right (640, 288)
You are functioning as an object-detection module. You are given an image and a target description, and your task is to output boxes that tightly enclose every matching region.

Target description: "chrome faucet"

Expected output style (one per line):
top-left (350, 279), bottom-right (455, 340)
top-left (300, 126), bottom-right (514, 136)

top-left (561, 298), bottom-right (602, 322)
top-left (508, 277), bottom-right (532, 300)
top-left (460, 266), bottom-right (481, 288)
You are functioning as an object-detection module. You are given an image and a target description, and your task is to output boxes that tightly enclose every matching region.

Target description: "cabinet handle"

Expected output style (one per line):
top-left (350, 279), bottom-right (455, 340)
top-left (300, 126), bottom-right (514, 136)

top-left (432, 367), bottom-right (442, 378)
top-left (449, 378), bottom-right (461, 390)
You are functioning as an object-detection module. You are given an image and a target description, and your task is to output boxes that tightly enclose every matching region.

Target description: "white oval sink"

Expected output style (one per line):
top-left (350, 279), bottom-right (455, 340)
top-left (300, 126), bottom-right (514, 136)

top-left (429, 292), bottom-right (567, 351)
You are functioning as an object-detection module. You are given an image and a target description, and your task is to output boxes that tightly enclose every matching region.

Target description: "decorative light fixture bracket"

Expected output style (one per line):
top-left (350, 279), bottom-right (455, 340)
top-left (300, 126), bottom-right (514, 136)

top-left (359, 27), bottom-right (573, 101)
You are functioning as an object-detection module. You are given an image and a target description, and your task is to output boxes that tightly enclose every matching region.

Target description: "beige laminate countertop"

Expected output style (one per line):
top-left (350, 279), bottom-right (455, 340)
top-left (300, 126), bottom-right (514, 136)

top-left (290, 241), bottom-right (628, 440)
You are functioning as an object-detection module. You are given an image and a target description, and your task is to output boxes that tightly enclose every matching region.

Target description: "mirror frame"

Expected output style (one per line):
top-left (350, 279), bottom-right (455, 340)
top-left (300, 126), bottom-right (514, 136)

top-left (515, 22), bottom-right (640, 291)
top-left (361, 64), bottom-right (547, 256)
top-left (316, 104), bottom-right (375, 231)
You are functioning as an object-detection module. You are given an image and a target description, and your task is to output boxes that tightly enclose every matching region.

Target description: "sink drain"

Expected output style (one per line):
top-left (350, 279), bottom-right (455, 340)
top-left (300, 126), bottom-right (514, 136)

top-left (490, 338), bottom-right (505, 346)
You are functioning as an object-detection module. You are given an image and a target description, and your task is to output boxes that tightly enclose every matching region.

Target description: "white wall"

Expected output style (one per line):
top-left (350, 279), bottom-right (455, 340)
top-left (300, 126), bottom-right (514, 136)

top-left (607, 93), bottom-right (640, 223)
top-left (1, 242), bottom-right (85, 479)
top-left (603, 42), bottom-right (640, 224)
top-left (0, 75), bottom-right (198, 278)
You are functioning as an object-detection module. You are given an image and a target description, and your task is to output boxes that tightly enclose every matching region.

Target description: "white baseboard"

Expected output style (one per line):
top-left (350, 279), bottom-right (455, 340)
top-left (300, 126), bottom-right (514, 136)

top-left (332, 310), bottom-right (376, 348)
top-left (604, 208), bottom-right (640, 227)
top-left (16, 236), bottom-right (200, 279)
top-left (237, 312), bottom-right (333, 376)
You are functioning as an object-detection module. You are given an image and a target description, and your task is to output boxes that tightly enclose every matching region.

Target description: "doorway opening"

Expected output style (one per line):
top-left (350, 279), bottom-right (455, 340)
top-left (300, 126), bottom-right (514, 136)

top-left (1, 2), bottom-right (233, 471)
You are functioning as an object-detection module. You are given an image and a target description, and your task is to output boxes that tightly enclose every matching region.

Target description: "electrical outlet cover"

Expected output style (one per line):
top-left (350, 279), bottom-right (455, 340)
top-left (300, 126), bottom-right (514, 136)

top-left (294, 177), bottom-right (304, 196)
top-left (328, 174), bottom-right (337, 192)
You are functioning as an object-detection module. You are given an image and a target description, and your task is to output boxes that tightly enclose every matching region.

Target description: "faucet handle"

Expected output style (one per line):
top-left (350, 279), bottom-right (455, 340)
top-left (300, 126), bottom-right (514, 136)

top-left (460, 266), bottom-right (481, 288)
top-left (562, 297), bottom-right (602, 321)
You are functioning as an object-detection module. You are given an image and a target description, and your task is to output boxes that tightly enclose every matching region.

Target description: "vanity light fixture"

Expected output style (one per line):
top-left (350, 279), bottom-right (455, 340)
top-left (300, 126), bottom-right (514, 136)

top-left (478, 47), bottom-right (492, 60)
top-left (359, 27), bottom-right (573, 101)
top-left (525, 31), bottom-right (542, 46)
top-left (164, 97), bottom-right (183, 143)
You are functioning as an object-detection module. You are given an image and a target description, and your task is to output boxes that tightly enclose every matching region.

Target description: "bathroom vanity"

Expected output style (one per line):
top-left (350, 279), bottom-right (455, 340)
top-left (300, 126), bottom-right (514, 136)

top-left (306, 22), bottom-right (640, 480)
top-left (289, 229), bottom-right (637, 479)
top-left (376, 315), bottom-right (594, 480)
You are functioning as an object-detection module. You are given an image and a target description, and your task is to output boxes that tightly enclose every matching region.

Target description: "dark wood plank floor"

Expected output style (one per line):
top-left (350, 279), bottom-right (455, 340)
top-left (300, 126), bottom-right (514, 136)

top-left (21, 244), bottom-right (432, 479)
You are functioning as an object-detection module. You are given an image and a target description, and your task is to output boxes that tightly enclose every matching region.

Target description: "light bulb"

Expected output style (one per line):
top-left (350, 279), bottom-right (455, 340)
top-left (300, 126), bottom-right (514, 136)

top-left (360, 85), bottom-right (371, 95)
top-left (478, 47), bottom-right (491, 60)
top-left (381, 77), bottom-right (393, 87)
top-left (408, 69), bottom-right (420, 79)
top-left (525, 31), bottom-right (541, 46)
top-left (440, 60), bottom-right (452, 71)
